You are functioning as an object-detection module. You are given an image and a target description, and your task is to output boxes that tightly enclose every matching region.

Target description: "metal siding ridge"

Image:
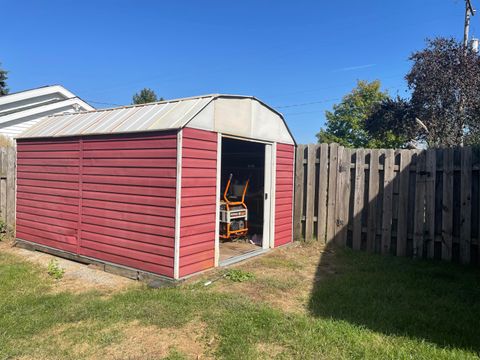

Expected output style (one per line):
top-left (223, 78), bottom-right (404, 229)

top-left (174, 129), bottom-right (182, 279)
top-left (88, 107), bottom-right (133, 134)
top-left (93, 107), bottom-right (142, 135)
top-left (77, 138), bottom-right (83, 254)
top-left (122, 103), bottom-right (166, 132)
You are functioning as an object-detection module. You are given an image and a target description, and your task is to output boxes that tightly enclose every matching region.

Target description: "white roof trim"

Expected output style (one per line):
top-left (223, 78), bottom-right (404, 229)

top-left (0, 98), bottom-right (91, 126)
top-left (0, 85), bottom-right (92, 109)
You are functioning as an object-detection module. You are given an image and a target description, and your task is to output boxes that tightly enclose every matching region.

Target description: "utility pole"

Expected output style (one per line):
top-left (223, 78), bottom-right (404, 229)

top-left (464, 0), bottom-right (475, 50)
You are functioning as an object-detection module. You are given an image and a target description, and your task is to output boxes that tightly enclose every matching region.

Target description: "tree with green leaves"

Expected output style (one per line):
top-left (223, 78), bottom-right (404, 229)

top-left (132, 88), bottom-right (163, 104)
top-left (0, 62), bottom-right (8, 96)
top-left (316, 80), bottom-right (404, 148)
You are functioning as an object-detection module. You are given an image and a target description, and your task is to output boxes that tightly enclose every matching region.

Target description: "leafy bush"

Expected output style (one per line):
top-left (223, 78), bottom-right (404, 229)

top-left (47, 259), bottom-right (65, 280)
top-left (224, 269), bottom-right (255, 282)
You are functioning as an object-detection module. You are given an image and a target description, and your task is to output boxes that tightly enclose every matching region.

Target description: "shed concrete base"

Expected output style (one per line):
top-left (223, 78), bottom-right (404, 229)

top-left (14, 239), bottom-right (178, 286)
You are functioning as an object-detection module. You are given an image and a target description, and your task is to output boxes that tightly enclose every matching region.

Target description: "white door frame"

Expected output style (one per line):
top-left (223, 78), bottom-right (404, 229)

top-left (262, 143), bottom-right (272, 250)
top-left (214, 134), bottom-right (276, 266)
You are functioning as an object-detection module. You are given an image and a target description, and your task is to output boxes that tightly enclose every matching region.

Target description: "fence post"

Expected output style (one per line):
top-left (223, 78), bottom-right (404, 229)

top-left (293, 145), bottom-right (305, 240)
top-left (0, 148), bottom-right (5, 223)
top-left (6, 146), bottom-right (15, 232)
top-left (317, 144), bottom-right (329, 243)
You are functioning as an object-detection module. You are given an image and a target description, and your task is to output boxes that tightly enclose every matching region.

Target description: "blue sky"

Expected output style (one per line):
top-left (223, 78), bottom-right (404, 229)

top-left (0, 1), bottom-right (472, 143)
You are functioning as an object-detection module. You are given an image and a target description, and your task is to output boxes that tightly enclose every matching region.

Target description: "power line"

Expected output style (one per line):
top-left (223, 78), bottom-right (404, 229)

top-left (275, 97), bottom-right (342, 109)
top-left (85, 99), bottom-right (123, 107)
top-left (275, 81), bottom-right (407, 110)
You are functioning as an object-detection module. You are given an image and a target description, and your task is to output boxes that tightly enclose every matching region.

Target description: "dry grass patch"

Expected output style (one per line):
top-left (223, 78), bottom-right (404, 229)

top-left (15, 321), bottom-right (123, 359)
top-left (16, 320), bottom-right (213, 360)
top-left (200, 241), bottom-right (336, 314)
top-left (101, 320), bottom-right (212, 360)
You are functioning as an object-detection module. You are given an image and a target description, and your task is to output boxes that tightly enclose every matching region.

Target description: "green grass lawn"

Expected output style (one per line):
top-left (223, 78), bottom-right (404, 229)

top-left (0, 243), bottom-right (479, 359)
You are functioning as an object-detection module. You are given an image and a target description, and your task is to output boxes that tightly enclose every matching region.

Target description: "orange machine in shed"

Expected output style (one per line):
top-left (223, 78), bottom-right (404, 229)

top-left (219, 174), bottom-right (250, 240)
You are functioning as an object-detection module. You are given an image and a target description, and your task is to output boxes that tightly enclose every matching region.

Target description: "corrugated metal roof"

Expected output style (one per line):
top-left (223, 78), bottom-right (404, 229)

top-left (18, 95), bottom-right (215, 139)
top-left (17, 94), bottom-right (296, 145)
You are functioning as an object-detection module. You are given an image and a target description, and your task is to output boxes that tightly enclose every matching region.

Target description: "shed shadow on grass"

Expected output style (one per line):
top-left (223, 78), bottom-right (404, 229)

top-left (307, 149), bottom-right (480, 353)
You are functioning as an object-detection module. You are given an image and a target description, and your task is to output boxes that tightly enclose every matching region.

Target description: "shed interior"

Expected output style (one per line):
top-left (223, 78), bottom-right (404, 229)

top-left (219, 137), bottom-right (265, 262)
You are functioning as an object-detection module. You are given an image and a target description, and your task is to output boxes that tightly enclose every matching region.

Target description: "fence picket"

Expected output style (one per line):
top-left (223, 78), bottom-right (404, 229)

top-left (425, 149), bottom-right (436, 259)
top-left (396, 150), bottom-right (411, 256)
top-left (460, 147), bottom-right (472, 264)
top-left (352, 149), bottom-right (365, 250)
top-left (381, 149), bottom-right (395, 254)
top-left (413, 150), bottom-right (426, 258)
top-left (304, 144), bottom-right (316, 241)
top-left (317, 144), bottom-right (329, 243)
top-left (366, 149), bottom-right (379, 252)
top-left (334, 147), bottom-right (349, 245)
top-left (326, 143), bottom-right (339, 243)
top-left (341, 148), bottom-right (351, 246)
top-left (442, 148), bottom-right (454, 261)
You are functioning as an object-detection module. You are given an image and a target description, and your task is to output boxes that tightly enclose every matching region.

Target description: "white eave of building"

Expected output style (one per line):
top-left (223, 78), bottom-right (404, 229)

top-left (0, 85), bottom-right (94, 137)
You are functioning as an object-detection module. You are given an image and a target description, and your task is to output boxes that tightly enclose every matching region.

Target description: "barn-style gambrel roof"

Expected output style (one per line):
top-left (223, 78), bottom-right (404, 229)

top-left (18, 94), bottom-right (295, 145)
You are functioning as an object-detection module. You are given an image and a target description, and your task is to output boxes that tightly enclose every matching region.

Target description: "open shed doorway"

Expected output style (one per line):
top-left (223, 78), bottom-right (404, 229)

top-left (219, 137), bottom-right (270, 264)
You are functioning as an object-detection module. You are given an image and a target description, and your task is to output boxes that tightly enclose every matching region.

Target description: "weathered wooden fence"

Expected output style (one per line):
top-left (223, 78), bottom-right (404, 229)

top-left (294, 143), bottom-right (480, 265)
top-left (0, 146), bottom-right (16, 231)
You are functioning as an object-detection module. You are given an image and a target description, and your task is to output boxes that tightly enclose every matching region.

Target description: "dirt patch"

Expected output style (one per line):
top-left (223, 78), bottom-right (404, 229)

top-left (0, 241), bottom-right (137, 294)
top-left (101, 320), bottom-right (212, 360)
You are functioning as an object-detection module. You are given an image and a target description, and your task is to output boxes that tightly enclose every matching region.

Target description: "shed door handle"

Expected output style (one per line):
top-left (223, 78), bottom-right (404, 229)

top-left (265, 193), bottom-right (268, 200)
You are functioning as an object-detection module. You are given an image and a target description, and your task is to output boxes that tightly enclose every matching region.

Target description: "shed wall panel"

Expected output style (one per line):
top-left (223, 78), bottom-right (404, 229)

top-left (16, 139), bottom-right (80, 253)
top-left (16, 132), bottom-right (177, 278)
top-left (179, 128), bottom-right (217, 277)
top-left (275, 143), bottom-right (294, 247)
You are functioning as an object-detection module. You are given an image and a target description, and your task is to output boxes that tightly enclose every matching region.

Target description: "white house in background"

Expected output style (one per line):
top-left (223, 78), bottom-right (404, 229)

top-left (0, 85), bottom-right (94, 138)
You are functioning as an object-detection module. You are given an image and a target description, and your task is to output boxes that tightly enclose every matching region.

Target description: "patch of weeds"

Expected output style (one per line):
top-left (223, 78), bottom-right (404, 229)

top-left (47, 259), bottom-right (65, 280)
top-left (224, 269), bottom-right (255, 282)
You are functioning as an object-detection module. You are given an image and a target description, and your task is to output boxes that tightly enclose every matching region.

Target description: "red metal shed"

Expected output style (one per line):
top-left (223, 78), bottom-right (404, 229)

top-left (15, 95), bottom-right (296, 280)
